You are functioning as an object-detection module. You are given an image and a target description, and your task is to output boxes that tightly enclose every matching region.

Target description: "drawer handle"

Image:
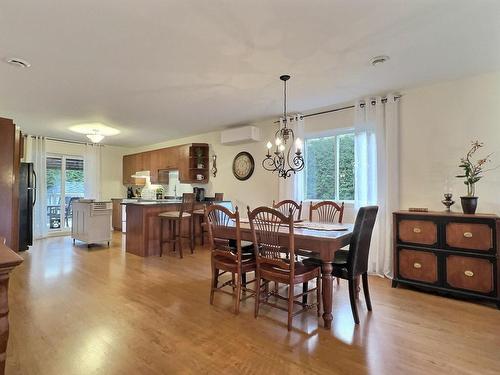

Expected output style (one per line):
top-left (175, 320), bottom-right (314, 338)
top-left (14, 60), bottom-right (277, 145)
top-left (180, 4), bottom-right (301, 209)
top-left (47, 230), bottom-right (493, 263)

top-left (464, 270), bottom-right (474, 277)
top-left (463, 232), bottom-right (473, 238)
top-left (413, 227), bottom-right (421, 234)
top-left (413, 262), bottom-right (422, 269)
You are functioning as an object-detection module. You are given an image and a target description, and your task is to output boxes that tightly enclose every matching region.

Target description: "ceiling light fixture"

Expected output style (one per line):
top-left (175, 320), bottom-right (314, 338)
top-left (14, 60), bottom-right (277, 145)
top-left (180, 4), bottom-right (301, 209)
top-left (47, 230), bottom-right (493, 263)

top-left (69, 122), bottom-right (120, 144)
top-left (262, 75), bottom-right (304, 179)
top-left (86, 132), bottom-right (105, 143)
top-left (370, 55), bottom-right (390, 66)
top-left (5, 57), bottom-right (31, 68)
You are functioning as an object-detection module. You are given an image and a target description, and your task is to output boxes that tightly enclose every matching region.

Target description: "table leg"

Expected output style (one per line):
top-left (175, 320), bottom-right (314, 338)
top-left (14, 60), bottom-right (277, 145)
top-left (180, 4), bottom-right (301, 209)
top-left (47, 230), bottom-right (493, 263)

top-left (321, 262), bottom-right (333, 329)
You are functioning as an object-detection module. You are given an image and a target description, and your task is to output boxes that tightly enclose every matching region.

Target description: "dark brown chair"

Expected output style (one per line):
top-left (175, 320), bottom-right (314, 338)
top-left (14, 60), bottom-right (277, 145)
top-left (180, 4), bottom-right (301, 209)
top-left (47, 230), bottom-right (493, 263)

top-left (214, 192), bottom-right (224, 201)
top-left (304, 206), bottom-right (379, 324)
top-left (206, 205), bottom-right (256, 314)
top-left (272, 200), bottom-right (303, 221)
top-left (309, 201), bottom-right (345, 223)
top-left (248, 206), bottom-right (321, 331)
top-left (159, 193), bottom-right (195, 258)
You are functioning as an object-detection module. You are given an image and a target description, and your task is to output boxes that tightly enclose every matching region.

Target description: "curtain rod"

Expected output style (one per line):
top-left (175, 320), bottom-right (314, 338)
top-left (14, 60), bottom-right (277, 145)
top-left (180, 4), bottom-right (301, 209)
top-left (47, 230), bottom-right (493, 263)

top-left (273, 95), bottom-right (401, 123)
top-left (30, 135), bottom-right (102, 146)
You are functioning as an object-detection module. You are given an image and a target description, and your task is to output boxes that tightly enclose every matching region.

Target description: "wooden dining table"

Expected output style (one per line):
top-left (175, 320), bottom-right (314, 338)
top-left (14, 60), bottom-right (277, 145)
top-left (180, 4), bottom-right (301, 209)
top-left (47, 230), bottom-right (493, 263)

top-left (216, 220), bottom-right (354, 329)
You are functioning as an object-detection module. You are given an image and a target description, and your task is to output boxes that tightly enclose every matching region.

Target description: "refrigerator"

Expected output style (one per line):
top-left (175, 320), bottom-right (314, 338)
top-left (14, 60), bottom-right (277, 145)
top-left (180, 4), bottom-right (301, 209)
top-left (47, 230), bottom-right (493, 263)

top-left (19, 162), bottom-right (35, 251)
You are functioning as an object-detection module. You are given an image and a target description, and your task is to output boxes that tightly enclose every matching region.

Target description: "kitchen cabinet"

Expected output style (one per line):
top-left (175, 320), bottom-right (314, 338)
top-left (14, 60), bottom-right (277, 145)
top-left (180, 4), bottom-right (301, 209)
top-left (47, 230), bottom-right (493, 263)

top-left (122, 143), bottom-right (209, 185)
top-left (111, 199), bottom-right (122, 231)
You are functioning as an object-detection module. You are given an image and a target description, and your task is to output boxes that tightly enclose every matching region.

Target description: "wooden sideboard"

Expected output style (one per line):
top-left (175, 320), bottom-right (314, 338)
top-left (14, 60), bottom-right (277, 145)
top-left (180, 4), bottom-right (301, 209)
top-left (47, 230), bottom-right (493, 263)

top-left (0, 238), bottom-right (23, 374)
top-left (392, 211), bottom-right (500, 308)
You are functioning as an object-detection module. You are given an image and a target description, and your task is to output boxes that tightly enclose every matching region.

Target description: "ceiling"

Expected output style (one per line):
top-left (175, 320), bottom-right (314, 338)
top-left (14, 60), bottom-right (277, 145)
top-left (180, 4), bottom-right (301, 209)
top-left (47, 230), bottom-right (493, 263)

top-left (1, 0), bottom-right (499, 147)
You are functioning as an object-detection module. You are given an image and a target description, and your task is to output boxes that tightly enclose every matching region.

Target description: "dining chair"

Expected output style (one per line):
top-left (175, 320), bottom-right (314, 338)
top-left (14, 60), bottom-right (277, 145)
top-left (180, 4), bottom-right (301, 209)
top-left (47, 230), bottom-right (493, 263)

top-left (214, 192), bottom-right (224, 201)
top-left (205, 204), bottom-right (256, 314)
top-left (248, 206), bottom-right (321, 331)
top-left (304, 206), bottom-right (379, 324)
top-left (272, 200), bottom-right (303, 221)
top-left (309, 200), bottom-right (345, 223)
top-left (158, 193), bottom-right (195, 258)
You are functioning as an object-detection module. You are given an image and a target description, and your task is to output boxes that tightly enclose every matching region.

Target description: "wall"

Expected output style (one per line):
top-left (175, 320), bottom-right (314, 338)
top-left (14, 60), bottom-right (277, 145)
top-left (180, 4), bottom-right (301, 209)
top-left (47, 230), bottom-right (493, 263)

top-left (45, 140), bottom-right (128, 200)
top-left (400, 71), bottom-right (500, 215)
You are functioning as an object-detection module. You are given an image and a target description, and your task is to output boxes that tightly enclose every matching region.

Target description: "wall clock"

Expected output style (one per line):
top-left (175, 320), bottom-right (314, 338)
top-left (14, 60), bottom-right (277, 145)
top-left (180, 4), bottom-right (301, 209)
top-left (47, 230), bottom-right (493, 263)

top-left (232, 151), bottom-right (255, 181)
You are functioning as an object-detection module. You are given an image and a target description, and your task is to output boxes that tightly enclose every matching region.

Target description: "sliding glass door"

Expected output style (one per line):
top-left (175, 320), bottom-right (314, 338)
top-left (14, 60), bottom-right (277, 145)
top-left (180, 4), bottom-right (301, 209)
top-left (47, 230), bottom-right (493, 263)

top-left (46, 155), bottom-right (84, 232)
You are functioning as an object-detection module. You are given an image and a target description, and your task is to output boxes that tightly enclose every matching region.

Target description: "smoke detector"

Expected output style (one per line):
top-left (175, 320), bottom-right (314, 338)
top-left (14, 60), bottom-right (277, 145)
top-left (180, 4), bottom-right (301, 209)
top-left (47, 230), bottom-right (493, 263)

top-left (5, 57), bottom-right (31, 68)
top-left (370, 55), bottom-right (390, 66)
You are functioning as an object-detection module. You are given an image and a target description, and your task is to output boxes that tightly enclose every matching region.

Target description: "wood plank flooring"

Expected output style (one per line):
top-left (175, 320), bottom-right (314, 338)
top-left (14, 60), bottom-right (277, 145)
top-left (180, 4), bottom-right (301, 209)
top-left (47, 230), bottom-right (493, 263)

top-left (5, 232), bottom-right (500, 374)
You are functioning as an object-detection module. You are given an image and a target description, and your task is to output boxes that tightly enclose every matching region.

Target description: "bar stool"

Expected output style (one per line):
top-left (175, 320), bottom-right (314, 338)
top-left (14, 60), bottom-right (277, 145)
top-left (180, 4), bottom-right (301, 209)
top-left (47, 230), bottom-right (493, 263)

top-left (159, 193), bottom-right (195, 258)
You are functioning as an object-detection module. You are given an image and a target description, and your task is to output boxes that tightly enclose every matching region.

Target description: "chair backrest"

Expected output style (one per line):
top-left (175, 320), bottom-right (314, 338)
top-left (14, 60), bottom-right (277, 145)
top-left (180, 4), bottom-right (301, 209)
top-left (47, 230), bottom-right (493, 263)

top-left (347, 206), bottom-right (379, 277)
top-left (180, 193), bottom-right (195, 215)
top-left (247, 206), bottom-right (295, 274)
top-left (214, 192), bottom-right (224, 201)
top-left (272, 200), bottom-right (302, 221)
top-left (205, 204), bottom-right (241, 263)
top-left (309, 201), bottom-right (345, 223)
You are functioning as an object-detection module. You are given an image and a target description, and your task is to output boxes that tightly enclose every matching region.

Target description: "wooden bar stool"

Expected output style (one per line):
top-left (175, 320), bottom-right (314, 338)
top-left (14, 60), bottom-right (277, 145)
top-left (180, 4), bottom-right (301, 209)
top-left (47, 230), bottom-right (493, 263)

top-left (159, 193), bottom-right (195, 258)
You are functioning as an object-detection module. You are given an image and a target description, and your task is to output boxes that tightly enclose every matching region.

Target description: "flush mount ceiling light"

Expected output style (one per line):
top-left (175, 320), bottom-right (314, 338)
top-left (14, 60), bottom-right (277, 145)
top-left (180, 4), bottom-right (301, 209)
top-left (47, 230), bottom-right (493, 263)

top-left (5, 57), bottom-right (31, 68)
top-left (69, 123), bottom-right (120, 144)
top-left (370, 55), bottom-right (390, 66)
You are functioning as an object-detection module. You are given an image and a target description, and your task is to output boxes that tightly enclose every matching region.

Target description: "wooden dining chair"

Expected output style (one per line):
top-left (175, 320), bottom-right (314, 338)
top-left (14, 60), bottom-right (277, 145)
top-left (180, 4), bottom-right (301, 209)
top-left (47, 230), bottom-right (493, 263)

top-left (205, 204), bottom-right (256, 314)
top-left (248, 206), bottom-right (321, 331)
top-left (214, 192), bottom-right (224, 201)
top-left (309, 200), bottom-right (345, 223)
top-left (304, 206), bottom-right (379, 324)
top-left (272, 200), bottom-right (303, 221)
top-left (158, 193), bottom-right (195, 258)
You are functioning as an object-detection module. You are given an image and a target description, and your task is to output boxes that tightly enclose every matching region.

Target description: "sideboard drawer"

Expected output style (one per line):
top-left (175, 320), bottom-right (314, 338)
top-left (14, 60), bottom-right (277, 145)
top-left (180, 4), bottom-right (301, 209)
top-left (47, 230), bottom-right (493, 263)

top-left (399, 220), bottom-right (437, 246)
top-left (446, 255), bottom-right (494, 294)
top-left (445, 222), bottom-right (493, 251)
top-left (399, 249), bottom-right (438, 284)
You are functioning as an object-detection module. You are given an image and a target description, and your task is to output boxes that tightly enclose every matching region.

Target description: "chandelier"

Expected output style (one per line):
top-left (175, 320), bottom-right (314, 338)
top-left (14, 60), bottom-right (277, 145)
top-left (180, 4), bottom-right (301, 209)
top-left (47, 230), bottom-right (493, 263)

top-left (262, 75), bottom-right (304, 179)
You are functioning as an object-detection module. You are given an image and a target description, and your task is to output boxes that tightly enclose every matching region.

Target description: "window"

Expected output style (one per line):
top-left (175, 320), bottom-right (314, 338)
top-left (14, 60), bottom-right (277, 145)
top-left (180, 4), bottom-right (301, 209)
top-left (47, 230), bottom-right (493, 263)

top-left (46, 155), bottom-right (84, 231)
top-left (304, 131), bottom-right (355, 201)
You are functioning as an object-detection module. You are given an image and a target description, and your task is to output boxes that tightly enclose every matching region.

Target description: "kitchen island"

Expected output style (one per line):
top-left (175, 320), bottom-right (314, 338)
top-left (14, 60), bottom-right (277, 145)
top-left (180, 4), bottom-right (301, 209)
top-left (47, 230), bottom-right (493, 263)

top-left (123, 200), bottom-right (205, 257)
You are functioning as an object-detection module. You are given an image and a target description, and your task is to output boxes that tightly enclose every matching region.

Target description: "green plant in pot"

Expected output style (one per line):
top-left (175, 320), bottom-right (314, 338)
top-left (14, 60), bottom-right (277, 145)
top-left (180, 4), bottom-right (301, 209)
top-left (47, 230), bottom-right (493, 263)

top-left (456, 141), bottom-right (493, 214)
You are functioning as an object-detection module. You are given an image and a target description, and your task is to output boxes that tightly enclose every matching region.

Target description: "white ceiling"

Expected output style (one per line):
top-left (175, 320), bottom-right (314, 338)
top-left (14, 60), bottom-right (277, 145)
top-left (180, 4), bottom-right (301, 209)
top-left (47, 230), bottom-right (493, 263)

top-left (1, 0), bottom-right (499, 146)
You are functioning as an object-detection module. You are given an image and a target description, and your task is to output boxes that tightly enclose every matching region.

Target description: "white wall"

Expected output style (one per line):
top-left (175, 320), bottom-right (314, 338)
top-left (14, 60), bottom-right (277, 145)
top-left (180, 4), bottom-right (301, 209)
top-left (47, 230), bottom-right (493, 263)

top-left (400, 71), bottom-right (500, 215)
top-left (45, 140), bottom-right (128, 200)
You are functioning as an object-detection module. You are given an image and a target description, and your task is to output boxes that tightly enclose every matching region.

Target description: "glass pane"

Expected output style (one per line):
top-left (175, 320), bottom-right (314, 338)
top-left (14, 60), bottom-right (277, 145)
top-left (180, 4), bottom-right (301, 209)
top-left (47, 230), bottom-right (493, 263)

top-left (64, 158), bottom-right (84, 229)
top-left (46, 156), bottom-right (62, 230)
top-left (338, 133), bottom-right (355, 200)
top-left (304, 136), bottom-right (336, 200)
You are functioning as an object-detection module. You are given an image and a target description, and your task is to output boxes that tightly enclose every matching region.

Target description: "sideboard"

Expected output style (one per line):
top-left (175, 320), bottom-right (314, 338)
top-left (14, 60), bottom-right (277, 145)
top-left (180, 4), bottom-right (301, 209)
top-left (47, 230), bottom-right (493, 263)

top-left (392, 210), bottom-right (499, 308)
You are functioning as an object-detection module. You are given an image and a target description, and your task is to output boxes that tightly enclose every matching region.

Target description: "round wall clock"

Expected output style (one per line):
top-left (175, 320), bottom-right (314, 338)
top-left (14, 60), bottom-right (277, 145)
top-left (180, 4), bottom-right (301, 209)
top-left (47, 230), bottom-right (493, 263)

top-left (232, 151), bottom-right (255, 181)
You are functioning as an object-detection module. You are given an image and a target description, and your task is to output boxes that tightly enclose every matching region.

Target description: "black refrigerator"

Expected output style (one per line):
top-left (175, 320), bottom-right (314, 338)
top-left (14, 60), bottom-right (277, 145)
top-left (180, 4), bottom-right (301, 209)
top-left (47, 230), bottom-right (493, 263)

top-left (19, 162), bottom-right (36, 251)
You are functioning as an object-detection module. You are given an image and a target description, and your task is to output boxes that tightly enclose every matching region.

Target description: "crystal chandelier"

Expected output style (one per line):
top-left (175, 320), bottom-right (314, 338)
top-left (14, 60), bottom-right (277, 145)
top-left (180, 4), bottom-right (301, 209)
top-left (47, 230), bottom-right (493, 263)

top-left (262, 75), bottom-right (304, 179)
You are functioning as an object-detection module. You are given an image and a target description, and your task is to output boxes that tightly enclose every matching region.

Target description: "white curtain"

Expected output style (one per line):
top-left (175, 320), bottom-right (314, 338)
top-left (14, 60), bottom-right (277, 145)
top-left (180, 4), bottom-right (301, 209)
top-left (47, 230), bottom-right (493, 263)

top-left (354, 95), bottom-right (400, 277)
top-left (278, 115), bottom-right (305, 207)
top-left (84, 144), bottom-right (102, 200)
top-left (25, 136), bottom-right (48, 239)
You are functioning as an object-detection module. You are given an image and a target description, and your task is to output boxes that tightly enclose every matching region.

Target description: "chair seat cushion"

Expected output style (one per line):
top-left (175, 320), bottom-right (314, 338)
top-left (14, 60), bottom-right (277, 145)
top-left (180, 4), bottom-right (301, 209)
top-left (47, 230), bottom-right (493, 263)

top-left (159, 211), bottom-right (191, 218)
top-left (192, 208), bottom-right (204, 215)
top-left (213, 255), bottom-right (256, 272)
top-left (259, 261), bottom-right (320, 284)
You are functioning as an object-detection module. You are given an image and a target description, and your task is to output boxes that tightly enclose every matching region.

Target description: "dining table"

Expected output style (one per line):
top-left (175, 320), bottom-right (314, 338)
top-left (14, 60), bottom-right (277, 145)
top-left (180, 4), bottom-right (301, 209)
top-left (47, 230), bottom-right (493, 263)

top-left (215, 219), bottom-right (354, 329)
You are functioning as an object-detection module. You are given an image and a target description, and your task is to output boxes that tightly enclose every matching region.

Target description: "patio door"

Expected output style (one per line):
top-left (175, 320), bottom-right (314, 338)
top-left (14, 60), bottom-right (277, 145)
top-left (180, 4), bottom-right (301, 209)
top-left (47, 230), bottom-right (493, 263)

top-left (46, 155), bottom-right (84, 232)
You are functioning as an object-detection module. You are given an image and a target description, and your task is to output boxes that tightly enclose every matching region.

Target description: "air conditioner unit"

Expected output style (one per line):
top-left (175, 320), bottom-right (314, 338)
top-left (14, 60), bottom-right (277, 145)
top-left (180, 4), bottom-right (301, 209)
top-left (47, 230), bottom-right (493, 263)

top-left (220, 126), bottom-right (261, 145)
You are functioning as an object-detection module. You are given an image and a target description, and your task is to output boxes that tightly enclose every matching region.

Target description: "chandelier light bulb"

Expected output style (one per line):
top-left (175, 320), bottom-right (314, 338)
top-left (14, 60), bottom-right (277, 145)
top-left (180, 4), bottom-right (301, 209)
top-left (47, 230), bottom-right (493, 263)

top-left (295, 137), bottom-right (303, 152)
top-left (279, 144), bottom-right (285, 152)
top-left (266, 141), bottom-right (273, 149)
top-left (275, 138), bottom-right (282, 146)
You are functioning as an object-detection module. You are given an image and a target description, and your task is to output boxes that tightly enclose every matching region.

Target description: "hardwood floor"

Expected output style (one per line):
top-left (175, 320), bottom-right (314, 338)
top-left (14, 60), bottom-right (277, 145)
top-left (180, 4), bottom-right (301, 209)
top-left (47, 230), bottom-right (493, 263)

top-left (6, 232), bottom-right (500, 374)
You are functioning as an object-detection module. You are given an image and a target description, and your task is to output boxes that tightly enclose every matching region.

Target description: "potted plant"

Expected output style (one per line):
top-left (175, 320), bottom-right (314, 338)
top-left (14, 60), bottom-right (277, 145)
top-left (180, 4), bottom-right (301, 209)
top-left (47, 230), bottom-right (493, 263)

top-left (456, 141), bottom-right (493, 214)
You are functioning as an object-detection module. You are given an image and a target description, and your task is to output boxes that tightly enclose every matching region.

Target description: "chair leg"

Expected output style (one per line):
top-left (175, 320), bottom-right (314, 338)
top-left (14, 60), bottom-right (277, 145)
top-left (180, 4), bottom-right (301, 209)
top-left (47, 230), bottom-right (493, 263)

top-left (362, 273), bottom-right (372, 311)
top-left (336, 277), bottom-right (340, 286)
top-left (234, 273), bottom-right (242, 314)
top-left (159, 219), bottom-right (164, 257)
top-left (348, 279), bottom-right (360, 324)
top-left (274, 281), bottom-right (279, 294)
top-left (190, 217), bottom-right (194, 253)
top-left (316, 275), bottom-right (321, 317)
top-left (177, 222), bottom-right (183, 259)
top-left (210, 265), bottom-right (218, 305)
top-left (200, 216), bottom-right (205, 246)
top-left (255, 272), bottom-right (261, 318)
top-left (287, 282), bottom-right (294, 331)
top-left (242, 273), bottom-right (247, 287)
top-left (302, 282), bottom-right (308, 305)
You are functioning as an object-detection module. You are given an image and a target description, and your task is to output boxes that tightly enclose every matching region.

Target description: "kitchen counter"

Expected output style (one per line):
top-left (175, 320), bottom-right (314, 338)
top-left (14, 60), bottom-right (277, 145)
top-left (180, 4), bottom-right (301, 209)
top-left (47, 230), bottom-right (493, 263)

top-left (120, 199), bottom-right (182, 206)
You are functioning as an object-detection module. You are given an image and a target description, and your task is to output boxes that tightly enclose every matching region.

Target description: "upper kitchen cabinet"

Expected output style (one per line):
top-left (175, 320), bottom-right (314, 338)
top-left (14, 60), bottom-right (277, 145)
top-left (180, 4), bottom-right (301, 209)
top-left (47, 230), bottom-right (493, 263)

top-left (122, 143), bottom-right (209, 185)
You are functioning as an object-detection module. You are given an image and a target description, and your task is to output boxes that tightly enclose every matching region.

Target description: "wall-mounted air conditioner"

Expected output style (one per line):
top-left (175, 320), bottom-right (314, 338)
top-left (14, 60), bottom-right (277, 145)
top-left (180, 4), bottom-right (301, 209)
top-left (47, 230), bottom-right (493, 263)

top-left (220, 126), bottom-right (260, 145)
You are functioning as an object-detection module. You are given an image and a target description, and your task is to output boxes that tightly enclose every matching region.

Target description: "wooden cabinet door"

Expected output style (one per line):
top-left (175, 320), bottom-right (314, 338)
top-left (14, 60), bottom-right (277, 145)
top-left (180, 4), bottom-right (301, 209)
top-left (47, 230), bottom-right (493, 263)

top-left (398, 249), bottom-right (439, 284)
top-left (446, 255), bottom-right (494, 294)
top-left (122, 155), bottom-right (133, 185)
top-left (177, 145), bottom-right (191, 182)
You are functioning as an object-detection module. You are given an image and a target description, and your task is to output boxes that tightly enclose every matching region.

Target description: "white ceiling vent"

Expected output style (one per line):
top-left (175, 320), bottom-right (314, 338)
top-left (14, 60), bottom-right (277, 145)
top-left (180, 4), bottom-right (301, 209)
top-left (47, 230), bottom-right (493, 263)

top-left (220, 126), bottom-right (260, 145)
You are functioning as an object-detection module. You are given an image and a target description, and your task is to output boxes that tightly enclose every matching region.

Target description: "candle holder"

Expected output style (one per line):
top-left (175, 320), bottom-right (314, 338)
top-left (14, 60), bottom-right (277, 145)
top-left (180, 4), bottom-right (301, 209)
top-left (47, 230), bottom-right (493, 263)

top-left (441, 193), bottom-right (455, 211)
